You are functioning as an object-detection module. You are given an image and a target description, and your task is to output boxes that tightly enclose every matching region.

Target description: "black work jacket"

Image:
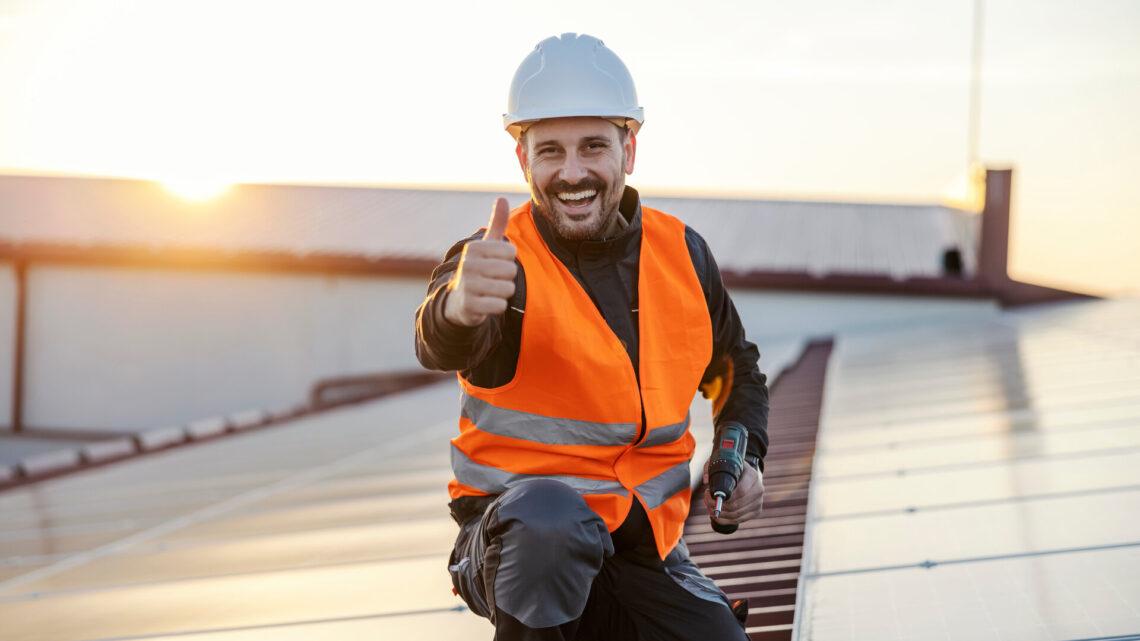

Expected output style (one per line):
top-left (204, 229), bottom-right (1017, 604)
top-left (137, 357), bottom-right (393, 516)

top-left (414, 186), bottom-right (769, 554)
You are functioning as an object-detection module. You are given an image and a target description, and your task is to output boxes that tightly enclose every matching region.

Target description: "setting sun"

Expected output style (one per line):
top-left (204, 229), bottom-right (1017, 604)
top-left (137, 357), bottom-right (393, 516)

top-left (940, 162), bottom-right (987, 213)
top-left (160, 178), bottom-right (232, 202)
top-left (0, 1), bottom-right (1137, 293)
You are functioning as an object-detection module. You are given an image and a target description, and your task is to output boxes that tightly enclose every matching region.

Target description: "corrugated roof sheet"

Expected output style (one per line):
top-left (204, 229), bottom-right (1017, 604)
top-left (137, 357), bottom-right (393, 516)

top-left (0, 174), bottom-right (979, 280)
top-left (686, 340), bottom-right (834, 640)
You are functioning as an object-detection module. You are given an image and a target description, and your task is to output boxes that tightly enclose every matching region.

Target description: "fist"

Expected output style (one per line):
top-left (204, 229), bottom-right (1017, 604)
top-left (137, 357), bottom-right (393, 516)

top-left (444, 197), bottom-right (518, 327)
top-left (703, 459), bottom-right (765, 526)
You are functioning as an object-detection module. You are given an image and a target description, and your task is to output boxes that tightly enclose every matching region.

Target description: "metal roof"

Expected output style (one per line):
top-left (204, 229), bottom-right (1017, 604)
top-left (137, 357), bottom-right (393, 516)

top-left (686, 339), bottom-right (834, 640)
top-left (0, 173), bottom-right (978, 280)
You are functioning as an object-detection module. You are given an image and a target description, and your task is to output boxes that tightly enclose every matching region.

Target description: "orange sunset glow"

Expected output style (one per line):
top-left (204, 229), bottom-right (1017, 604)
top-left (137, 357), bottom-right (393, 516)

top-left (1, 0), bottom-right (1137, 293)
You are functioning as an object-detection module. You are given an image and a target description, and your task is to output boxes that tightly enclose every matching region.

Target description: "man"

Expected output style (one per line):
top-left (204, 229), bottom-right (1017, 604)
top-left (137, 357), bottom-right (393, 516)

top-left (415, 33), bottom-right (769, 641)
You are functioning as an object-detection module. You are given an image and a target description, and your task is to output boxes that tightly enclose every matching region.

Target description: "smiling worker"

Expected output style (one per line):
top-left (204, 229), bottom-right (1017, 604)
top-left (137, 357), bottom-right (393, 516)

top-left (414, 33), bottom-right (770, 641)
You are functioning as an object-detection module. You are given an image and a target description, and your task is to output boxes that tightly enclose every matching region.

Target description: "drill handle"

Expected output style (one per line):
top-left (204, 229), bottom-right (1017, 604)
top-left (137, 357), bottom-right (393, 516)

top-left (711, 516), bottom-right (738, 534)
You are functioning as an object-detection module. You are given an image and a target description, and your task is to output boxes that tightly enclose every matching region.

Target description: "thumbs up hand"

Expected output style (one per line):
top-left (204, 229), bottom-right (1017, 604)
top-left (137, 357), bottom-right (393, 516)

top-left (444, 197), bottom-right (518, 327)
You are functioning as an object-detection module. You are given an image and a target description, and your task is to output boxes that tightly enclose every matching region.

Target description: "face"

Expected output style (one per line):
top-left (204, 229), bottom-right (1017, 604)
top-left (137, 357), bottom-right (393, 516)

top-left (516, 117), bottom-right (637, 241)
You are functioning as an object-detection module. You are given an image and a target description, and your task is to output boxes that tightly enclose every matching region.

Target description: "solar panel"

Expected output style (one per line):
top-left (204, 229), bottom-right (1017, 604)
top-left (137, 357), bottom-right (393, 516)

top-left (796, 297), bottom-right (1140, 640)
top-left (4, 297), bottom-right (1137, 640)
top-left (0, 383), bottom-right (474, 640)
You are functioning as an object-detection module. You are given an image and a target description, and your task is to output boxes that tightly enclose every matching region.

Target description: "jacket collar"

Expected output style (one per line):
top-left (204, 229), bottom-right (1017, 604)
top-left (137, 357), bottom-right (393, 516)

top-left (530, 186), bottom-right (642, 265)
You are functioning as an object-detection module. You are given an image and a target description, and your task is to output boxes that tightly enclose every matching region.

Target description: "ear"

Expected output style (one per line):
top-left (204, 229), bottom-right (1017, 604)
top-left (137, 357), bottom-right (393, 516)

top-left (515, 140), bottom-right (529, 175)
top-left (623, 129), bottom-right (637, 175)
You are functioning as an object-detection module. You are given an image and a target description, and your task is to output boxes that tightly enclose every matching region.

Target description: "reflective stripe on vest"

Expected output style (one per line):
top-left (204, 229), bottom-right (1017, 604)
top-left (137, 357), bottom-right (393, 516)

top-left (448, 201), bottom-right (713, 560)
top-left (634, 460), bottom-right (693, 509)
top-left (461, 393), bottom-right (639, 447)
top-left (463, 391), bottom-right (689, 449)
top-left (452, 445), bottom-right (629, 496)
top-left (636, 412), bottom-right (690, 449)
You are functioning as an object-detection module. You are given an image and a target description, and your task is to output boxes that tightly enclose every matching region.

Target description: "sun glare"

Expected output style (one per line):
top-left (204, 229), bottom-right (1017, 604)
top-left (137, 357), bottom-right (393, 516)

top-left (940, 163), bottom-right (987, 213)
top-left (160, 178), bottom-right (232, 202)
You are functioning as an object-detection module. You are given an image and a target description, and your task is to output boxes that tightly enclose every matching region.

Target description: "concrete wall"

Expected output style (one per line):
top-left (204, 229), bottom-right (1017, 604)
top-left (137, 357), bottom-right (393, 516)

top-left (0, 263), bottom-right (14, 430)
top-left (730, 289), bottom-right (1002, 350)
top-left (24, 265), bottom-right (429, 432)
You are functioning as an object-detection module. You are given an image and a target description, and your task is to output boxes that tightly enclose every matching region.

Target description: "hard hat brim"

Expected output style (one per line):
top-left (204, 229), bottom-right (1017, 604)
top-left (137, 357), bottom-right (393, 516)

top-left (505, 108), bottom-right (644, 140)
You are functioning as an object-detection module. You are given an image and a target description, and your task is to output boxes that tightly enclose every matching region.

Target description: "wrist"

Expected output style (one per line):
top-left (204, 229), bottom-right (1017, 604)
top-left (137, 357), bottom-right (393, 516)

top-left (438, 288), bottom-right (480, 332)
top-left (441, 286), bottom-right (476, 328)
top-left (744, 454), bottom-right (762, 474)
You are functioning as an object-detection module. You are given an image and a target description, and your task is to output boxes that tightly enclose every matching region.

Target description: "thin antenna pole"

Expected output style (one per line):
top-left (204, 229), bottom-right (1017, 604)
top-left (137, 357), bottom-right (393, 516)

top-left (968, 0), bottom-right (985, 166)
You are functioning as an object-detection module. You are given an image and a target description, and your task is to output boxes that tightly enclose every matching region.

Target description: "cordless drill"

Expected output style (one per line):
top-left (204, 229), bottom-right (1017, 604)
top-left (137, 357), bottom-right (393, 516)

top-left (707, 423), bottom-right (748, 534)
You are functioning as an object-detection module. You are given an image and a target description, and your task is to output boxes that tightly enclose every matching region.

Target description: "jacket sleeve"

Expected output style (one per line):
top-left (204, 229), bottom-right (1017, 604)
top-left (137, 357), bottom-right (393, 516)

top-left (414, 230), bottom-right (506, 372)
top-left (686, 227), bottom-right (771, 472)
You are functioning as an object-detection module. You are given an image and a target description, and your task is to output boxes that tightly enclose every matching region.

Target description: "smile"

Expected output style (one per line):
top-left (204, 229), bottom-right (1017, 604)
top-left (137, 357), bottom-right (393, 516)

top-left (554, 189), bottom-right (599, 214)
top-left (556, 189), bottom-right (597, 204)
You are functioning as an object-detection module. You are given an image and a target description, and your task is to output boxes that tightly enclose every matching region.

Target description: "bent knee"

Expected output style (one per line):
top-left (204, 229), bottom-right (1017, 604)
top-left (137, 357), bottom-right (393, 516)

top-left (487, 480), bottom-right (612, 628)
top-left (491, 479), bottom-right (610, 554)
top-left (498, 479), bottom-right (595, 529)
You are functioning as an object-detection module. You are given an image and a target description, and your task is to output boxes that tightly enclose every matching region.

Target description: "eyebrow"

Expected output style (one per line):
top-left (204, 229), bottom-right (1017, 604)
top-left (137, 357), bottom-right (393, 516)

top-left (533, 135), bottom-right (612, 148)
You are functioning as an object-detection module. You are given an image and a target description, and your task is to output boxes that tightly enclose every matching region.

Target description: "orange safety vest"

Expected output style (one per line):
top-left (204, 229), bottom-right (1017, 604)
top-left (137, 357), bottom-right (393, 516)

top-left (448, 201), bottom-right (713, 560)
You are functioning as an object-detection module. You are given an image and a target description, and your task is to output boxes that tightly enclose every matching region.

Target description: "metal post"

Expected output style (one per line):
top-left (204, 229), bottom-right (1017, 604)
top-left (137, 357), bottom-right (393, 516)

top-left (12, 260), bottom-right (27, 432)
top-left (968, 0), bottom-right (985, 166)
top-left (978, 169), bottom-right (1013, 290)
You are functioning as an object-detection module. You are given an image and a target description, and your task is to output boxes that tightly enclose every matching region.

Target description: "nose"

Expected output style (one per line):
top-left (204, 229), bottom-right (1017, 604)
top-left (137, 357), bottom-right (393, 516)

top-left (558, 151), bottom-right (588, 184)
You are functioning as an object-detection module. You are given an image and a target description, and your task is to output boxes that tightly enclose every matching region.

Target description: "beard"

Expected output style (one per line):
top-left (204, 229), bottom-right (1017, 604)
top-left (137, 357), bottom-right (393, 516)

top-left (530, 173), bottom-right (624, 242)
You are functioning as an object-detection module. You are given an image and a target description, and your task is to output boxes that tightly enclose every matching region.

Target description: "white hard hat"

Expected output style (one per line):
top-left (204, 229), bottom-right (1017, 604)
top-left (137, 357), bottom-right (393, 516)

top-left (504, 33), bottom-right (644, 140)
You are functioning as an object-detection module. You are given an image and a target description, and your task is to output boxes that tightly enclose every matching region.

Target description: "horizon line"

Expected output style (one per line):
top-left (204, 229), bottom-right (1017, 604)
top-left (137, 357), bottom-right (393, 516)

top-left (0, 167), bottom-right (961, 208)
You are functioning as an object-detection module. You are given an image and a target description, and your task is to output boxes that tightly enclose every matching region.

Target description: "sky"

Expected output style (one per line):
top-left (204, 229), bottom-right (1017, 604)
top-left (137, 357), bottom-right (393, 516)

top-left (1, 0), bottom-right (1138, 295)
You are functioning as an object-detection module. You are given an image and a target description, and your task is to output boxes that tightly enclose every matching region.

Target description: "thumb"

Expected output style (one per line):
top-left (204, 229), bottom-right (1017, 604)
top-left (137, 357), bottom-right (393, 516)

top-left (483, 197), bottom-right (510, 241)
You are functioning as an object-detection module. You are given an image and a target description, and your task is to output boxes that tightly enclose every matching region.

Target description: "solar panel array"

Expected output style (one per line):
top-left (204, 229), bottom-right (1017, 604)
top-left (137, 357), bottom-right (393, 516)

top-left (797, 297), bottom-right (1140, 640)
top-left (3, 296), bottom-right (1136, 640)
top-left (0, 339), bottom-right (804, 640)
top-left (0, 384), bottom-right (493, 640)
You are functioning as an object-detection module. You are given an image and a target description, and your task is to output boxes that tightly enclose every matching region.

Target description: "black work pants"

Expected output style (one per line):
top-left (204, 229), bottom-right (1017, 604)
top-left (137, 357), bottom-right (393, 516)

top-left (447, 478), bottom-right (749, 641)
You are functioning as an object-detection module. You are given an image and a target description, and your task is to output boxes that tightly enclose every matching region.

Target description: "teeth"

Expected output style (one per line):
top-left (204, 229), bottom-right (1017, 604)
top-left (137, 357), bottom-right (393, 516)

top-left (557, 189), bottom-right (597, 202)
